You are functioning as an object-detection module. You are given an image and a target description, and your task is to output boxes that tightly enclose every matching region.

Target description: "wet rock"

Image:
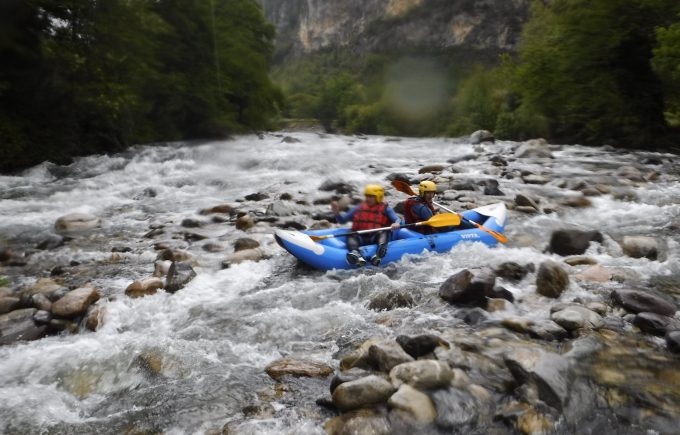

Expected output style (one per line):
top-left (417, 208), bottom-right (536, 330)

top-left (488, 286), bottom-right (515, 303)
top-left (0, 308), bottom-right (45, 345)
top-left (611, 289), bottom-right (676, 316)
top-left (563, 195), bottom-right (592, 208)
top-left (494, 262), bottom-right (532, 282)
top-left (396, 334), bottom-right (448, 358)
top-left (331, 375), bottom-right (396, 412)
top-left (665, 331), bottom-right (680, 353)
top-left (586, 302), bottom-right (608, 316)
top-left (199, 204), bottom-right (234, 215)
top-left (125, 277), bottom-right (164, 298)
top-left (551, 306), bottom-right (603, 331)
top-left (48, 318), bottom-right (78, 333)
top-left (621, 236), bottom-right (658, 260)
top-left (54, 212), bottom-right (100, 233)
top-left (448, 154), bottom-right (477, 164)
top-left (388, 384), bottom-right (437, 422)
top-left (458, 307), bottom-right (490, 325)
top-left (23, 278), bottom-right (68, 300)
top-left (244, 192), bottom-right (269, 201)
top-left (85, 305), bottom-right (104, 331)
top-left (33, 310), bottom-right (51, 324)
top-left (0, 287), bottom-right (12, 298)
top-left (564, 256), bottom-right (597, 266)
top-left (504, 347), bottom-right (571, 411)
top-left (470, 130), bottom-right (495, 144)
top-left (36, 234), bottom-right (65, 250)
top-left (549, 229), bottom-right (604, 256)
top-left (281, 135), bottom-right (301, 143)
top-left (157, 249), bottom-right (193, 263)
top-left (517, 408), bottom-right (554, 435)
top-left (536, 261), bottom-right (569, 298)
top-left (266, 201), bottom-right (297, 217)
top-left (490, 155), bottom-right (507, 166)
top-left (221, 248), bottom-right (268, 268)
top-left (527, 321), bottom-right (569, 341)
top-left (324, 409), bottom-right (391, 435)
top-left (431, 388), bottom-right (479, 428)
top-left (615, 165), bottom-right (644, 181)
top-left (310, 220), bottom-right (332, 230)
top-left (340, 338), bottom-right (382, 370)
top-left (482, 180), bottom-right (504, 196)
top-left (235, 214), bottom-right (255, 231)
top-left (180, 218), bottom-right (203, 228)
top-left (264, 357), bottom-right (333, 381)
top-left (319, 179), bottom-right (354, 194)
top-left (522, 174), bottom-right (550, 185)
top-left (233, 238), bottom-right (260, 252)
top-left (486, 298), bottom-right (507, 312)
top-left (330, 368), bottom-right (372, 394)
top-left (183, 231), bottom-right (207, 242)
top-left (632, 312), bottom-right (680, 336)
top-left (201, 242), bottom-right (224, 253)
top-left (516, 206), bottom-right (539, 214)
top-left (133, 352), bottom-right (163, 376)
top-left (389, 360), bottom-right (453, 389)
top-left (51, 287), bottom-right (101, 318)
top-left (575, 265), bottom-right (611, 282)
top-left (165, 262), bottom-right (196, 293)
top-left (419, 164), bottom-right (447, 174)
top-left (515, 194), bottom-right (539, 210)
top-left (515, 143), bottom-right (553, 159)
top-left (367, 289), bottom-right (415, 311)
top-left (31, 293), bottom-right (52, 311)
top-left (449, 181), bottom-right (477, 191)
top-left (439, 269), bottom-right (495, 306)
top-left (368, 341), bottom-right (414, 372)
top-left (153, 260), bottom-right (172, 278)
top-left (502, 317), bottom-right (535, 333)
top-left (0, 297), bottom-right (20, 314)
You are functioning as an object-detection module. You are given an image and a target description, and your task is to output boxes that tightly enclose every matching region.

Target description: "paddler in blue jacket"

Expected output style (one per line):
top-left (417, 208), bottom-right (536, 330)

top-left (331, 184), bottom-right (400, 267)
top-left (402, 181), bottom-right (438, 234)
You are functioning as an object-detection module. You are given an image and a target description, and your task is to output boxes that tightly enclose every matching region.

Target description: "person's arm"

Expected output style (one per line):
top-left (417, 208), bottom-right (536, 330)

top-left (335, 205), bottom-right (358, 224)
top-left (385, 207), bottom-right (400, 229)
top-left (414, 203), bottom-right (434, 221)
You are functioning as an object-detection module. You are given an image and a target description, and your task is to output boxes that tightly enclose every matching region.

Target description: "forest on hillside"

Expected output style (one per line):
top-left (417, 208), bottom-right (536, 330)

top-left (0, 0), bottom-right (281, 171)
top-left (277, 0), bottom-right (680, 148)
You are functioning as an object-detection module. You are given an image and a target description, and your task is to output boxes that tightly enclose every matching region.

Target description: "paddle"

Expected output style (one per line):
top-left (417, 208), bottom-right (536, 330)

top-left (309, 213), bottom-right (461, 242)
top-left (391, 180), bottom-right (508, 243)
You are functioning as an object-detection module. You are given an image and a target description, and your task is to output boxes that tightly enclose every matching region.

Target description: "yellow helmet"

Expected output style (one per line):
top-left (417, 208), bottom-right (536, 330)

top-left (419, 180), bottom-right (437, 196)
top-left (364, 184), bottom-right (385, 202)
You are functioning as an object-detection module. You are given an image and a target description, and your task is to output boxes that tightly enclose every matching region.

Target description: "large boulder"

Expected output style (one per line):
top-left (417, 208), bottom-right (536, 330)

top-left (470, 130), bottom-right (495, 144)
top-left (439, 269), bottom-right (495, 306)
top-left (331, 375), bottom-right (395, 412)
top-left (22, 278), bottom-right (68, 300)
top-left (125, 277), bottom-right (164, 298)
top-left (549, 229), bottom-right (603, 256)
top-left (515, 142), bottom-right (553, 159)
top-left (666, 331), bottom-right (680, 353)
top-left (536, 261), bottom-right (569, 298)
top-left (0, 308), bottom-right (46, 345)
top-left (527, 321), bottom-right (569, 341)
top-left (54, 213), bottom-right (100, 233)
top-left (264, 357), bottom-right (333, 381)
top-left (330, 368), bottom-right (373, 394)
top-left (51, 287), bottom-right (101, 318)
top-left (504, 347), bottom-right (571, 411)
top-left (396, 334), bottom-right (448, 358)
top-left (494, 262), bottom-right (532, 281)
top-left (632, 312), bottom-right (680, 336)
top-left (388, 384), bottom-right (437, 423)
top-left (165, 262), bottom-right (196, 293)
top-left (430, 388), bottom-right (479, 428)
top-left (0, 297), bottom-right (20, 315)
top-left (621, 236), bottom-right (658, 260)
top-left (515, 194), bottom-right (539, 211)
top-left (221, 248), bottom-right (268, 268)
top-left (550, 306), bottom-right (603, 331)
top-left (389, 360), bottom-right (454, 390)
top-left (233, 238), bottom-right (260, 252)
top-left (611, 289), bottom-right (676, 316)
top-left (368, 341), bottom-right (414, 372)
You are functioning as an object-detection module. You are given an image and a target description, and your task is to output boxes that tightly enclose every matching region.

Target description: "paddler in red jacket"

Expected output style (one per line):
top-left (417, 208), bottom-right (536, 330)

top-left (403, 180), bottom-right (438, 234)
top-left (331, 184), bottom-right (400, 267)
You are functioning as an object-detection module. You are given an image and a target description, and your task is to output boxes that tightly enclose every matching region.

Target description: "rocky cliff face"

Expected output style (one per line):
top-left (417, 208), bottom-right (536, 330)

top-left (260, 0), bottom-right (530, 59)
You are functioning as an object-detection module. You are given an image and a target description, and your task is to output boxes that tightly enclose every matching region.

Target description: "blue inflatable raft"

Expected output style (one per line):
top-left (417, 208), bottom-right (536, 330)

top-left (275, 202), bottom-right (507, 271)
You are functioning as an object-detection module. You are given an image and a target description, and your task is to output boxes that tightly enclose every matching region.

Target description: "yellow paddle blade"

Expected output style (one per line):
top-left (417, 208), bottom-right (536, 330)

top-left (422, 213), bottom-right (460, 227)
top-left (309, 234), bottom-right (331, 242)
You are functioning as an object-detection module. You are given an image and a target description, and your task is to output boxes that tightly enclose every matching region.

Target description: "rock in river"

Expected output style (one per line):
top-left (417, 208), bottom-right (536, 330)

top-left (332, 375), bottom-right (395, 412)
top-left (233, 238), bottom-right (260, 252)
top-left (221, 248), bottom-right (268, 268)
top-left (165, 262), bottom-right (196, 293)
top-left (470, 129), bottom-right (495, 144)
top-left (368, 341), bottom-right (414, 372)
top-left (396, 334), bottom-right (448, 358)
top-left (621, 236), bottom-right (658, 260)
top-left (632, 312), bottom-right (680, 336)
top-left (54, 212), bottom-right (100, 233)
top-left (0, 308), bottom-right (46, 345)
top-left (0, 297), bottom-right (20, 315)
top-left (388, 384), bottom-right (437, 423)
top-left (51, 287), bottom-right (101, 318)
top-left (389, 360), bottom-right (454, 389)
top-left (368, 288), bottom-right (416, 311)
top-left (265, 357), bottom-right (333, 381)
top-left (549, 229), bottom-right (603, 256)
top-left (439, 269), bottom-right (495, 306)
top-left (125, 277), bottom-right (164, 298)
top-left (551, 306), bottom-right (603, 331)
top-left (666, 331), bottom-right (680, 353)
top-left (536, 261), bottom-right (569, 298)
top-left (611, 289), bottom-right (676, 316)
top-left (494, 262), bottom-right (532, 281)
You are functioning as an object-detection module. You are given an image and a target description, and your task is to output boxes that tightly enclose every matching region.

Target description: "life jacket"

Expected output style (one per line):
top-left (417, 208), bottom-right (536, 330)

top-left (403, 196), bottom-right (436, 234)
top-left (351, 202), bottom-right (391, 231)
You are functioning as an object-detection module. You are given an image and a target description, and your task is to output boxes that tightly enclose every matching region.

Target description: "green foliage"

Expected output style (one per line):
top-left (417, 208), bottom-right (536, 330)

top-left (0, 0), bottom-right (281, 171)
top-left (509, 0), bottom-right (679, 146)
top-left (0, 276), bottom-right (8, 287)
top-left (653, 13), bottom-right (680, 126)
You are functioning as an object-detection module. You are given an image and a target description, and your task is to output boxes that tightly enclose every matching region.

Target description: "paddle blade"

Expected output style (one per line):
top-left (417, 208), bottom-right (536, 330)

top-left (308, 234), bottom-right (330, 242)
top-left (391, 179), bottom-right (417, 196)
top-left (422, 213), bottom-right (461, 227)
top-left (475, 224), bottom-right (509, 243)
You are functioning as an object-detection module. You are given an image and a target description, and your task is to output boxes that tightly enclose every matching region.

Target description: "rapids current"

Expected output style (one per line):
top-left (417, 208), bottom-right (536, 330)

top-left (0, 133), bottom-right (679, 434)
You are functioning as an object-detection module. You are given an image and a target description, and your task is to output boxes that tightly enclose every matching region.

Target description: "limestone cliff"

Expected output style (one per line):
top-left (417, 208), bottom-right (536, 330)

top-left (260, 0), bottom-right (530, 59)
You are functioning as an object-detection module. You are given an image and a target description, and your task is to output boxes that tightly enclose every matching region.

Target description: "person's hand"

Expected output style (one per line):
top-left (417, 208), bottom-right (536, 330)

top-left (391, 222), bottom-right (400, 230)
top-left (331, 200), bottom-right (339, 214)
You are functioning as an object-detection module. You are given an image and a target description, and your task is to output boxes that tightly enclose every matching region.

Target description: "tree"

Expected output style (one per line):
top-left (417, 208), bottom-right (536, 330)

top-left (653, 13), bottom-right (680, 126)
